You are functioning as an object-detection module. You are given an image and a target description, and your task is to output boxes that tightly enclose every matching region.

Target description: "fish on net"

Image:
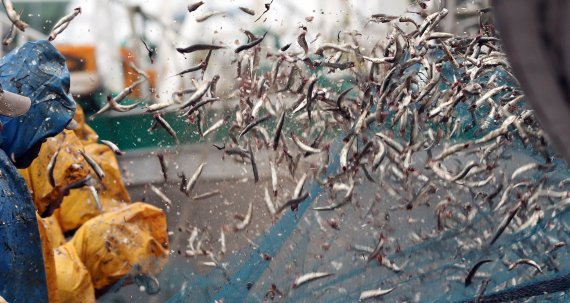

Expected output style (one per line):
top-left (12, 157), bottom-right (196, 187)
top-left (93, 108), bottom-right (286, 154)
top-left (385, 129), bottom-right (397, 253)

top-left (102, 7), bottom-right (570, 303)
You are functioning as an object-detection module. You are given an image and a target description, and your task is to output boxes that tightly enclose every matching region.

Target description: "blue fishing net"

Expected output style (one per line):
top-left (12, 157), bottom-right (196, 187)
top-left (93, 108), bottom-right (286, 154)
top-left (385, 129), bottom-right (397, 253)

top-left (100, 22), bottom-right (570, 303)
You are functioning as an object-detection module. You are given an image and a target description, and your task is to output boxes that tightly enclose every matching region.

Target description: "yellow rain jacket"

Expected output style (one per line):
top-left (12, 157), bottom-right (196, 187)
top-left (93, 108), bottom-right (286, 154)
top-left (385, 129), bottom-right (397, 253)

top-left (21, 130), bottom-right (131, 231)
top-left (20, 131), bottom-right (93, 217)
top-left (36, 213), bottom-right (60, 303)
top-left (55, 141), bottom-right (131, 232)
top-left (70, 203), bottom-right (169, 289)
top-left (53, 243), bottom-right (95, 303)
top-left (20, 106), bottom-right (169, 302)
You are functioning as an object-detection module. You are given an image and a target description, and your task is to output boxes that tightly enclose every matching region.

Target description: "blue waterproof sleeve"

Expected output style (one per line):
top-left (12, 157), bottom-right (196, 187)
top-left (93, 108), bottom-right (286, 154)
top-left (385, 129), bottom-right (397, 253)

top-left (0, 40), bottom-right (76, 302)
top-left (0, 149), bottom-right (48, 302)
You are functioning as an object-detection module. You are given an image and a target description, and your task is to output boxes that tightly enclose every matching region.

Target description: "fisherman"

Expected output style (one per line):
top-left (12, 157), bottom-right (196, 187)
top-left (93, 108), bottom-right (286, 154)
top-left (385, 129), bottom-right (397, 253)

top-left (0, 40), bottom-right (76, 302)
top-left (20, 105), bottom-right (169, 302)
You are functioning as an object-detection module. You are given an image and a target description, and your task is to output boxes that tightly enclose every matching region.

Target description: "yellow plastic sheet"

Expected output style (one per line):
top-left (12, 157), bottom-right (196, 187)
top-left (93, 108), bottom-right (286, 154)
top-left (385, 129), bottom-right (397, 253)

top-left (36, 213), bottom-right (59, 303)
top-left (70, 202), bottom-right (169, 289)
top-left (54, 243), bottom-right (95, 303)
top-left (41, 216), bottom-right (66, 249)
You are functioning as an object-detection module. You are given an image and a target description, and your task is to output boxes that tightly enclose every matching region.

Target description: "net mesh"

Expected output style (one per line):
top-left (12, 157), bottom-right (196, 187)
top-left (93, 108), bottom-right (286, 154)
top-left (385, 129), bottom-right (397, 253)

top-left (99, 6), bottom-right (570, 303)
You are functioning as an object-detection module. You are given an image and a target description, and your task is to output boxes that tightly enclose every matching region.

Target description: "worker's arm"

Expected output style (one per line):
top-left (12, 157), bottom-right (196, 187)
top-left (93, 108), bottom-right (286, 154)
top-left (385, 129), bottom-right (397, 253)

top-left (0, 40), bottom-right (77, 303)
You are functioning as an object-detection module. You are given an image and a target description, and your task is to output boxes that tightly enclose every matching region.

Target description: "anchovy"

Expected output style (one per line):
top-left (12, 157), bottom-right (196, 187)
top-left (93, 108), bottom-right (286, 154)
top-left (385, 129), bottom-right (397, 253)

top-left (90, 78), bottom-right (146, 119)
top-left (353, 104), bottom-right (370, 136)
top-left (176, 44), bottom-right (224, 54)
top-left (340, 136), bottom-right (355, 170)
top-left (203, 118), bottom-right (224, 137)
top-left (201, 50), bottom-right (214, 78)
top-left (508, 259), bottom-right (542, 273)
top-left (235, 32), bottom-right (268, 53)
top-left (452, 162), bottom-right (479, 182)
top-left (372, 140), bottom-right (386, 171)
top-left (361, 164), bottom-right (376, 183)
top-left (187, 1), bottom-right (204, 13)
top-left (157, 154), bottom-right (168, 182)
top-left (195, 11), bottom-right (224, 22)
top-left (264, 187), bottom-right (276, 215)
top-left (375, 132), bottom-right (403, 153)
top-left (153, 114), bottom-right (179, 143)
top-left (474, 116), bottom-right (516, 144)
top-left (182, 162), bottom-right (207, 196)
top-left (304, 126), bottom-right (327, 157)
top-left (88, 185), bottom-right (102, 211)
top-left (254, 0), bottom-right (274, 22)
top-left (362, 55), bottom-right (395, 64)
top-left (359, 287), bottom-right (395, 301)
top-left (180, 97), bottom-right (219, 117)
top-left (433, 142), bottom-right (471, 161)
top-left (297, 28), bottom-right (309, 55)
top-left (369, 13), bottom-right (398, 23)
top-left (192, 190), bottom-right (221, 201)
top-left (248, 143), bottom-right (259, 183)
top-left (143, 101), bottom-right (173, 113)
top-left (179, 80), bottom-right (212, 109)
top-left (280, 43), bottom-right (292, 52)
top-left (473, 279), bottom-right (490, 303)
top-left (306, 77), bottom-right (317, 120)
top-left (234, 201), bottom-right (253, 231)
top-left (80, 150), bottom-right (105, 180)
top-left (219, 227), bottom-right (226, 255)
top-left (291, 132), bottom-right (322, 153)
top-left (276, 192), bottom-right (309, 215)
top-left (100, 140), bottom-right (125, 156)
top-left (494, 182), bottom-right (529, 211)
top-left (293, 173), bottom-right (307, 199)
top-left (465, 260), bottom-right (493, 287)
top-left (107, 95), bottom-right (139, 112)
top-left (546, 242), bottom-right (566, 254)
top-left (335, 87), bottom-right (352, 117)
top-left (293, 272), bottom-right (333, 288)
top-left (239, 114), bottom-right (272, 139)
top-left (47, 146), bottom-right (61, 187)
top-left (322, 61), bottom-right (355, 71)
top-left (2, 23), bottom-right (16, 46)
top-left (311, 198), bottom-right (347, 211)
top-left (212, 143), bottom-right (225, 150)
top-left (511, 162), bottom-right (551, 180)
top-left (239, 6), bottom-right (255, 15)
top-left (140, 38), bottom-right (155, 64)
top-left (367, 235), bottom-right (385, 262)
top-left (3, 0), bottom-right (28, 31)
top-left (490, 203), bottom-right (521, 245)
top-left (48, 7), bottom-right (81, 41)
top-left (272, 111), bottom-right (285, 150)
top-left (270, 161), bottom-right (278, 196)
top-left (172, 63), bottom-right (203, 77)
top-left (150, 185), bottom-right (172, 208)
top-left (224, 147), bottom-right (250, 159)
